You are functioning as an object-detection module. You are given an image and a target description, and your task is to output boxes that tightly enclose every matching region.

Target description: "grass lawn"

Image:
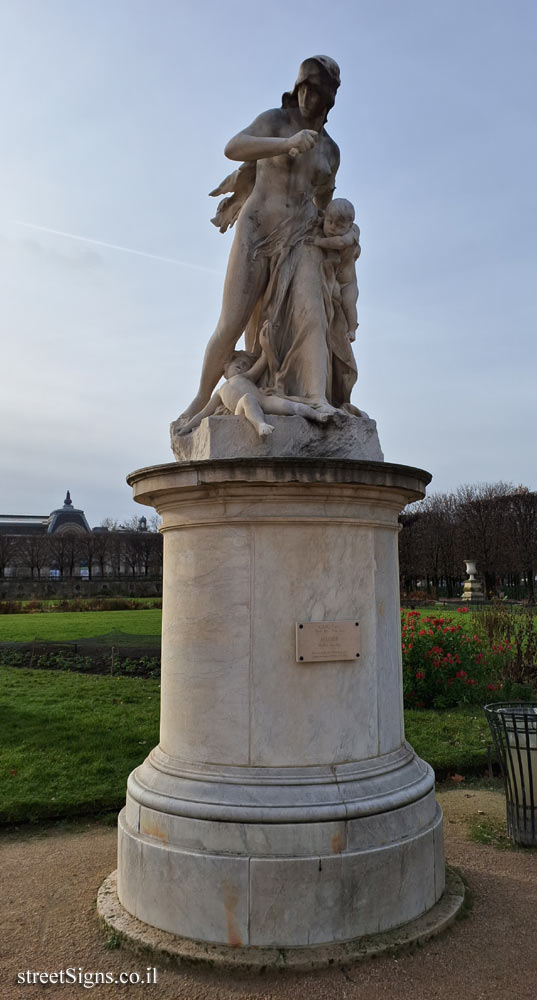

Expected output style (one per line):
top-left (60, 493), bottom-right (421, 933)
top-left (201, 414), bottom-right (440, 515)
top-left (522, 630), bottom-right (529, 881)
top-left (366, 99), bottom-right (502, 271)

top-left (0, 665), bottom-right (495, 826)
top-left (405, 708), bottom-right (491, 773)
top-left (0, 667), bottom-right (160, 824)
top-left (407, 607), bottom-right (481, 631)
top-left (409, 603), bottom-right (537, 623)
top-left (0, 609), bottom-right (162, 644)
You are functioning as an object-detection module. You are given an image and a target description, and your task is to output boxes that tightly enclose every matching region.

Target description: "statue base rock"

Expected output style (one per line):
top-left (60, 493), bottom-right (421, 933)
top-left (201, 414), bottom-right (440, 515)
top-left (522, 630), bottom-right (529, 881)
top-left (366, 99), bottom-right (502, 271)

top-left (170, 413), bottom-right (383, 462)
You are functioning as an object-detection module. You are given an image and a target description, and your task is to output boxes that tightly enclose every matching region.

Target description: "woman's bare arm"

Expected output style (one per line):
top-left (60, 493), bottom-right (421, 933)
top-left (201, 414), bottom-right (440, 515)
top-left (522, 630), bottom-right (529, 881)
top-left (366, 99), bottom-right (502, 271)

top-left (176, 392), bottom-right (221, 435)
top-left (225, 111), bottom-right (317, 161)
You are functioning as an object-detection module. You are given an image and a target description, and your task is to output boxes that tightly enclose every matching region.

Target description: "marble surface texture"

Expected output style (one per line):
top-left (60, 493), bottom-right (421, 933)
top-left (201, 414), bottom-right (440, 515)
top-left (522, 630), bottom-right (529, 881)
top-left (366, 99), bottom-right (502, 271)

top-left (118, 803), bottom-right (444, 947)
top-left (175, 57), bottom-right (361, 443)
top-left (171, 413), bottom-right (384, 462)
top-left (117, 459), bottom-right (443, 949)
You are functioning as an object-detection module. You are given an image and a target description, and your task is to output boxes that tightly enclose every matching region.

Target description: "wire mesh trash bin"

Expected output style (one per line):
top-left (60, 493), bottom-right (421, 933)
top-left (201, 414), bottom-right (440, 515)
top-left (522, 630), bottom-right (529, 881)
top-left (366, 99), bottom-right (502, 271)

top-left (484, 703), bottom-right (537, 846)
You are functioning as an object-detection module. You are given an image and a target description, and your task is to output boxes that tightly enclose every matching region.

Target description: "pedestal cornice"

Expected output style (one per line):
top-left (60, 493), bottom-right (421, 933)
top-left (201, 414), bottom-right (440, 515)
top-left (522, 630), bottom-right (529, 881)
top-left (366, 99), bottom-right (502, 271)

top-left (127, 458), bottom-right (432, 514)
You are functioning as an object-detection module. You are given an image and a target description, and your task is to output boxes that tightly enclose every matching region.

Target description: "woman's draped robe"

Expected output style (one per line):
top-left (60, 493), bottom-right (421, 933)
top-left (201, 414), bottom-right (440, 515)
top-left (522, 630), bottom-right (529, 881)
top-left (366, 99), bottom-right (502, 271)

top-left (211, 169), bottom-right (358, 410)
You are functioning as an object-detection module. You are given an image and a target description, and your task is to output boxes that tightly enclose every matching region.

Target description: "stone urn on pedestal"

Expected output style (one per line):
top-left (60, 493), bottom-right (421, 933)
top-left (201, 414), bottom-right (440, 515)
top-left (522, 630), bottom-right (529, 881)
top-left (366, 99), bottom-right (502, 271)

top-left (461, 559), bottom-right (485, 602)
top-left (98, 54), bottom-right (464, 967)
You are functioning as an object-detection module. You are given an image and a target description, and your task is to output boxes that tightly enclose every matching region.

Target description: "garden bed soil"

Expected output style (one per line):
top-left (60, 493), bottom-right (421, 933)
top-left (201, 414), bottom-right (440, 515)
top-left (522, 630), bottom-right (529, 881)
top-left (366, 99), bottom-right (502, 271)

top-left (0, 641), bottom-right (161, 678)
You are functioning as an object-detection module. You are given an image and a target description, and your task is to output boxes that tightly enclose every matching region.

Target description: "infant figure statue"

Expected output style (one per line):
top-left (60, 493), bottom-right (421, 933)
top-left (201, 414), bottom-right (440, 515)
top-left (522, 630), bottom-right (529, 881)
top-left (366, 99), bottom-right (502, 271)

top-left (176, 322), bottom-right (331, 441)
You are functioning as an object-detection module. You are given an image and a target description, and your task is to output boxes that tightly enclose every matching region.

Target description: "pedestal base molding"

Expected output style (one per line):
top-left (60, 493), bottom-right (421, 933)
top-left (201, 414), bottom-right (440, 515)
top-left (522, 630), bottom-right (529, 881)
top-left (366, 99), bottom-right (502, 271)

top-left (98, 867), bottom-right (464, 971)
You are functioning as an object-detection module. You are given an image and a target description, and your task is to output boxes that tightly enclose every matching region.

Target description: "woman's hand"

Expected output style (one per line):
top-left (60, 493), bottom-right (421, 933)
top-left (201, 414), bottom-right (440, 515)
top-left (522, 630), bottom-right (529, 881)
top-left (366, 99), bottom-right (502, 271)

top-left (287, 129), bottom-right (318, 156)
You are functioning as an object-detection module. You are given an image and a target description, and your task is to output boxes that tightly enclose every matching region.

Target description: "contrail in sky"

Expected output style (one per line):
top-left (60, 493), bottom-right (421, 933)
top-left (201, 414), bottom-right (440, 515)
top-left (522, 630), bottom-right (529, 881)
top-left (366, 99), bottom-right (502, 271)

top-left (13, 220), bottom-right (221, 274)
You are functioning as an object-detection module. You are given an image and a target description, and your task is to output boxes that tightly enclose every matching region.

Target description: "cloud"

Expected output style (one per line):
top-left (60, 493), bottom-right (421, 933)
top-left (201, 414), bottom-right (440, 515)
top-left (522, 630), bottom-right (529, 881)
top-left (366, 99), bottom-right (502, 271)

top-left (12, 221), bottom-right (221, 274)
top-left (20, 236), bottom-right (103, 268)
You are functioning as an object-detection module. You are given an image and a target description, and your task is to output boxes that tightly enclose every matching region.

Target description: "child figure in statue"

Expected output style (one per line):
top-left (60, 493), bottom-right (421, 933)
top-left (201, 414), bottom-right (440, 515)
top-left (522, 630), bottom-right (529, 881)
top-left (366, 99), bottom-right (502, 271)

top-left (314, 198), bottom-right (361, 341)
top-left (177, 322), bottom-right (330, 439)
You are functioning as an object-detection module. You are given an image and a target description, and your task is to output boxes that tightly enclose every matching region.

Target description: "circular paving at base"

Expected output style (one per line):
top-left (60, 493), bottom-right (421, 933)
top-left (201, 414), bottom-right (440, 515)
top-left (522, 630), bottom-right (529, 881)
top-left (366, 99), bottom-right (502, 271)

top-left (97, 866), bottom-right (466, 971)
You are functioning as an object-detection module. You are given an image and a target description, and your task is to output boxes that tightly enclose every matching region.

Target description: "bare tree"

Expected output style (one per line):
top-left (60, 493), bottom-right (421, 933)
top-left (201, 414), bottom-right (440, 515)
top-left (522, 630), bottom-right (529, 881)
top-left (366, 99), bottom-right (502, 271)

top-left (456, 482), bottom-right (514, 596)
top-left (138, 531), bottom-right (162, 576)
top-left (120, 515), bottom-right (145, 531)
top-left (508, 488), bottom-right (537, 602)
top-left (148, 514), bottom-right (162, 533)
top-left (107, 532), bottom-right (123, 578)
top-left (399, 482), bottom-right (537, 602)
top-left (123, 532), bottom-right (143, 577)
top-left (119, 515), bottom-right (162, 577)
top-left (101, 517), bottom-right (121, 532)
top-left (0, 535), bottom-right (17, 577)
top-left (48, 530), bottom-right (82, 578)
top-left (91, 531), bottom-right (110, 578)
top-left (15, 535), bottom-right (50, 579)
top-left (77, 532), bottom-right (99, 580)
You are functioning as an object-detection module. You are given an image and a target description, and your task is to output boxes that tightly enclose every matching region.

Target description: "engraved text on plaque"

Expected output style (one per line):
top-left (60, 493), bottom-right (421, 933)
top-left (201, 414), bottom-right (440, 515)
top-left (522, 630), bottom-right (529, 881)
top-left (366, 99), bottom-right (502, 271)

top-left (296, 620), bottom-right (360, 663)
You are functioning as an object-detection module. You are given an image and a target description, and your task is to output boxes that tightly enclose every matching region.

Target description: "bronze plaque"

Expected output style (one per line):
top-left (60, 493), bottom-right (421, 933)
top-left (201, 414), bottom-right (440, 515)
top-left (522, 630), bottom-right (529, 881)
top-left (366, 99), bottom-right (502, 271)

top-left (296, 620), bottom-right (360, 663)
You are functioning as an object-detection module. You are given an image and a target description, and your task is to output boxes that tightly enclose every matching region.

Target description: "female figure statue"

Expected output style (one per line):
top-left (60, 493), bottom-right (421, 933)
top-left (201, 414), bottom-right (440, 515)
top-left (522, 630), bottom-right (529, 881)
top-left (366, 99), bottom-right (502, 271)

top-left (178, 56), bottom-right (357, 426)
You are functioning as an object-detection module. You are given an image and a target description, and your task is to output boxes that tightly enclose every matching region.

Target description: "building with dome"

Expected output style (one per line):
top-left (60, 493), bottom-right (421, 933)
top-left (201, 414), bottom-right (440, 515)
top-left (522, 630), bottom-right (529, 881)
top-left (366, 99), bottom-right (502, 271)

top-left (0, 492), bottom-right (161, 587)
top-left (0, 491), bottom-right (91, 540)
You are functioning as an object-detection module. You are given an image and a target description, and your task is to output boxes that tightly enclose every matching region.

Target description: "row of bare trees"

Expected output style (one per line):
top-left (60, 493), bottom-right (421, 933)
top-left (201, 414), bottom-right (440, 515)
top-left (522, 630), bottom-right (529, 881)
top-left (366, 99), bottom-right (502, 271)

top-left (399, 483), bottom-right (537, 601)
top-left (0, 521), bottom-right (163, 580)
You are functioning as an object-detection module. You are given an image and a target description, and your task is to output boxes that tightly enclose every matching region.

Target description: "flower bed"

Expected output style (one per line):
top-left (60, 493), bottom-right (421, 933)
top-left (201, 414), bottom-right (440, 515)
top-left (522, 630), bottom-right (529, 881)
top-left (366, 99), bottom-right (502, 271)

top-left (401, 609), bottom-right (527, 709)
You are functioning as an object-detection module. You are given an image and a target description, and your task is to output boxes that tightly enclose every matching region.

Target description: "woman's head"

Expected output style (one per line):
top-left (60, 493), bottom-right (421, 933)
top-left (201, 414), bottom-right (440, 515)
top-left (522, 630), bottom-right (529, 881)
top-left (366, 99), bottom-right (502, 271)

top-left (282, 56), bottom-right (341, 123)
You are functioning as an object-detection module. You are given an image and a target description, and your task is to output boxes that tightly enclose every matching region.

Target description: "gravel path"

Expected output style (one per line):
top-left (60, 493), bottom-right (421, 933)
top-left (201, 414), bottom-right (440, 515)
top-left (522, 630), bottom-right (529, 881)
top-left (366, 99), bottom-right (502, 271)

top-left (1, 788), bottom-right (536, 999)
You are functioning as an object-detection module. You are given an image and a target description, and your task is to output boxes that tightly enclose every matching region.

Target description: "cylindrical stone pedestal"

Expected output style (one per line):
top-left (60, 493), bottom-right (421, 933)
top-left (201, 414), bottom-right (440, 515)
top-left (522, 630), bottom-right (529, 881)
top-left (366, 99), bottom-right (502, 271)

top-left (117, 458), bottom-right (444, 951)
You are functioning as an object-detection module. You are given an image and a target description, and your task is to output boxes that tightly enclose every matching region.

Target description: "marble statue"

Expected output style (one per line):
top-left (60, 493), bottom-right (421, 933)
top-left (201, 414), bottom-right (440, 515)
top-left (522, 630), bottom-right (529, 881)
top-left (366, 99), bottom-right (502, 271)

top-left (170, 56), bottom-right (383, 461)
top-left (177, 321), bottom-right (331, 439)
top-left (313, 198), bottom-right (360, 343)
top-left (105, 57), bottom-right (449, 964)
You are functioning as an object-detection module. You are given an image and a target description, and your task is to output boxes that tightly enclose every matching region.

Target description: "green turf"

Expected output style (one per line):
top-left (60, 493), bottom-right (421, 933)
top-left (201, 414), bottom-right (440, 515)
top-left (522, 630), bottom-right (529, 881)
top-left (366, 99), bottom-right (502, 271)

top-left (0, 665), bottom-right (496, 826)
top-left (0, 609), bottom-right (162, 643)
top-left (405, 707), bottom-right (492, 772)
top-left (0, 667), bottom-right (160, 824)
top-left (74, 631), bottom-right (161, 649)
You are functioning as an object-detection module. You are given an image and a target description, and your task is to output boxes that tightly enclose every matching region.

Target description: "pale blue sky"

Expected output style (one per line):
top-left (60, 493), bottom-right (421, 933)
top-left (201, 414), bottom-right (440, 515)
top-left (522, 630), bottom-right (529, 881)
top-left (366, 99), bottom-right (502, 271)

top-left (1, 0), bottom-right (536, 524)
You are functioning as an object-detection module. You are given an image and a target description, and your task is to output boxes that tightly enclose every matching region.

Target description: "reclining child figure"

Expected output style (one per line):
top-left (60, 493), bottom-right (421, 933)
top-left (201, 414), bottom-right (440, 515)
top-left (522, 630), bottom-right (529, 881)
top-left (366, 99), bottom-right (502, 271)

top-left (177, 321), bottom-right (330, 440)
